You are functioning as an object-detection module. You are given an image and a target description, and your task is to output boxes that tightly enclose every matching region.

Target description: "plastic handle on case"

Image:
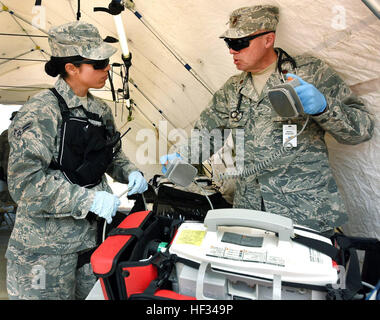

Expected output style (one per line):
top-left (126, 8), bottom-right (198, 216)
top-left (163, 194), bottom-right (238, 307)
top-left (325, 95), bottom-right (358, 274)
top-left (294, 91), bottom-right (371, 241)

top-left (195, 262), bottom-right (215, 300)
top-left (204, 209), bottom-right (294, 242)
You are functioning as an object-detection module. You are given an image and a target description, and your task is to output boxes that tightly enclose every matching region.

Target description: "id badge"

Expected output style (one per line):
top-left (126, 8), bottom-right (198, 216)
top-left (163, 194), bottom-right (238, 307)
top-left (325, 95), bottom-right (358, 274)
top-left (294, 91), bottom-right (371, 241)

top-left (283, 124), bottom-right (297, 147)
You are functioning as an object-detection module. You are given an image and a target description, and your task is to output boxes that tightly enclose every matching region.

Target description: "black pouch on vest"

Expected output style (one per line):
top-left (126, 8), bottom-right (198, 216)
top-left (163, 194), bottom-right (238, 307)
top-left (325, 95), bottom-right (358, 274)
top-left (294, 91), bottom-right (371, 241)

top-left (49, 88), bottom-right (120, 188)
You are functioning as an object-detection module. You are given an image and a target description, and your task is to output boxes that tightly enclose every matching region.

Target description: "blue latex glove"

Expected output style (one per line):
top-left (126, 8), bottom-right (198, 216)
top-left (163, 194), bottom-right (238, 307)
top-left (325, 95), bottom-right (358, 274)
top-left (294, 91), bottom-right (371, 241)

top-left (90, 191), bottom-right (120, 224)
top-left (159, 153), bottom-right (182, 174)
top-left (286, 73), bottom-right (327, 115)
top-left (128, 171), bottom-right (148, 196)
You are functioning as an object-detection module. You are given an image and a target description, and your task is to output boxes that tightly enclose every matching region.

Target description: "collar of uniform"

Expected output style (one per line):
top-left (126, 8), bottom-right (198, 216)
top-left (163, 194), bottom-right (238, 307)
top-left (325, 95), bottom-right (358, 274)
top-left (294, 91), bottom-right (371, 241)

top-left (238, 60), bottom-right (283, 102)
top-left (259, 55), bottom-right (286, 100)
top-left (260, 68), bottom-right (283, 96)
top-left (54, 77), bottom-right (86, 110)
top-left (238, 72), bottom-right (259, 101)
top-left (54, 77), bottom-right (102, 113)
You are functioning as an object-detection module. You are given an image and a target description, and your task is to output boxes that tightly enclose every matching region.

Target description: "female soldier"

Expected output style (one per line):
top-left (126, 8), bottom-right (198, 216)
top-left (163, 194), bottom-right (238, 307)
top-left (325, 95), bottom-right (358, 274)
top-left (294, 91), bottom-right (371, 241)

top-left (5, 21), bottom-right (147, 300)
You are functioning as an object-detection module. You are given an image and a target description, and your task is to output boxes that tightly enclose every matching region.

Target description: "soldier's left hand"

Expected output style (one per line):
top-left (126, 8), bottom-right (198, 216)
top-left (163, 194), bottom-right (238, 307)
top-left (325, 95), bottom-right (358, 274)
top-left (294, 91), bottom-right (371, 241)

top-left (127, 171), bottom-right (148, 196)
top-left (286, 73), bottom-right (327, 115)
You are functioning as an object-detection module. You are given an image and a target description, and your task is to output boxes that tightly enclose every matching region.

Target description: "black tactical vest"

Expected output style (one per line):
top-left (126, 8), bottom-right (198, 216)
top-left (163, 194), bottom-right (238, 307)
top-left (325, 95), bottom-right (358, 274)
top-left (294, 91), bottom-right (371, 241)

top-left (49, 88), bottom-right (121, 188)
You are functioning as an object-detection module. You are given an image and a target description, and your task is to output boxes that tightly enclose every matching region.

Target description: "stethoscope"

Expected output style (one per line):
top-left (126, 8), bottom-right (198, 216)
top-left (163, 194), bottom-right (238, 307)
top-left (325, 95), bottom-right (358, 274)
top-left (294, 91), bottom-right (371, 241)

top-left (229, 48), bottom-right (298, 122)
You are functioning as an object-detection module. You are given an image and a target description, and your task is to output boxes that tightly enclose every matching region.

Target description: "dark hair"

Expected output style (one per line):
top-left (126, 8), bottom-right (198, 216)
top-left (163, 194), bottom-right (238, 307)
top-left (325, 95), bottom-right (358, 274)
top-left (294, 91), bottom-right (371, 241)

top-left (44, 55), bottom-right (84, 78)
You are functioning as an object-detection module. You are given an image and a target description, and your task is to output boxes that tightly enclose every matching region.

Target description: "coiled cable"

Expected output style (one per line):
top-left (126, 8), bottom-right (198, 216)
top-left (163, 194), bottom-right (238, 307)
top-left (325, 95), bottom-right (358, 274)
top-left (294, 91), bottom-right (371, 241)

top-left (219, 116), bottom-right (310, 181)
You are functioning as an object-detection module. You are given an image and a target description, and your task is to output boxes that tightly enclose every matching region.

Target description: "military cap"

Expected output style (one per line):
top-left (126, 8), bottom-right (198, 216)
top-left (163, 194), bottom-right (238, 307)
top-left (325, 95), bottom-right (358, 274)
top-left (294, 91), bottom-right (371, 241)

top-left (48, 21), bottom-right (117, 59)
top-left (220, 5), bottom-right (279, 39)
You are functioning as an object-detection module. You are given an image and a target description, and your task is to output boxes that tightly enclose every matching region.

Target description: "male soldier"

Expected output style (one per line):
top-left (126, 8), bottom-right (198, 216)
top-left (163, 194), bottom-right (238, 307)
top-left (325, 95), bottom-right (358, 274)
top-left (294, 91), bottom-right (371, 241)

top-left (161, 5), bottom-right (374, 235)
top-left (6, 21), bottom-right (148, 300)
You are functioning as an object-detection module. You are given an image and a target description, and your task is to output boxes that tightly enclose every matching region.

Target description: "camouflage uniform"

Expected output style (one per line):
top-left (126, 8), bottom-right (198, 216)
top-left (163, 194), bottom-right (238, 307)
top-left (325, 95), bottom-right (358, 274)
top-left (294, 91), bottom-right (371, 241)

top-left (5, 22), bottom-right (138, 299)
top-left (179, 6), bottom-right (375, 233)
top-left (1, 112), bottom-right (18, 227)
top-left (0, 129), bottom-right (16, 205)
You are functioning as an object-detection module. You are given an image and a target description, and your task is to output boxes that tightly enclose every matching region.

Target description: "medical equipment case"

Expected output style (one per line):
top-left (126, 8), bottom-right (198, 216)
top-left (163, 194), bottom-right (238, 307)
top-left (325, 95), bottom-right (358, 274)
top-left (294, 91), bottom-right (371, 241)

top-left (169, 209), bottom-right (340, 300)
top-left (90, 210), bottom-right (194, 300)
top-left (91, 208), bottom-right (375, 300)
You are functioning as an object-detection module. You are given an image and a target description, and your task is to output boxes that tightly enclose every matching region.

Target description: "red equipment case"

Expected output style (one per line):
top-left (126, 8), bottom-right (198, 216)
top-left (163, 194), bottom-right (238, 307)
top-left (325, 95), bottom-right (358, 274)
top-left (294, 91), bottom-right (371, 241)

top-left (91, 210), bottom-right (195, 300)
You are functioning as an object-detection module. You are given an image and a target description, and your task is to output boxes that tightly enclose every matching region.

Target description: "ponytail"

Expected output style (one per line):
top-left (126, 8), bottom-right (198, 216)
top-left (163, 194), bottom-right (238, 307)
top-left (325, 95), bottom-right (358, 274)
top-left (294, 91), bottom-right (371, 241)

top-left (44, 55), bottom-right (84, 78)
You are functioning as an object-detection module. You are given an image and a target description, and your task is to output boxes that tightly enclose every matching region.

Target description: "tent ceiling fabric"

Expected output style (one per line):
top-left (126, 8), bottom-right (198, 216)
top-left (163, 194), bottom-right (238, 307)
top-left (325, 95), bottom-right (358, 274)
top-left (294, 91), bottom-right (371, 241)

top-left (0, 0), bottom-right (379, 240)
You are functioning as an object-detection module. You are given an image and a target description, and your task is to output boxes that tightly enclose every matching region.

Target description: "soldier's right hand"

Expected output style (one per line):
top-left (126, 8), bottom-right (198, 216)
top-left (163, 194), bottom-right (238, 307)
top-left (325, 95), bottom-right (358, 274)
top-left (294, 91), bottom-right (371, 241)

top-left (159, 153), bottom-right (182, 174)
top-left (285, 73), bottom-right (327, 115)
top-left (89, 191), bottom-right (120, 224)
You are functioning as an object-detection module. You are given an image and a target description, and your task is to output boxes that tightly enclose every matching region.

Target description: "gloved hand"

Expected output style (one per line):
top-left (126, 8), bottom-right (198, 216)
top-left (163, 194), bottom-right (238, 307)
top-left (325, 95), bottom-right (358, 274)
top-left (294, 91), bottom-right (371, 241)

top-left (90, 191), bottom-right (120, 224)
top-left (159, 153), bottom-right (182, 174)
top-left (286, 73), bottom-right (327, 115)
top-left (127, 171), bottom-right (148, 196)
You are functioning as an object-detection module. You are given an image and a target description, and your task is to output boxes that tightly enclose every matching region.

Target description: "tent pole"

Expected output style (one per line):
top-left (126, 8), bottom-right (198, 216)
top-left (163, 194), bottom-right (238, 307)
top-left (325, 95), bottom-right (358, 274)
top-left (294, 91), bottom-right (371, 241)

top-left (1, 3), bottom-right (49, 35)
top-left (124, 2), bottom-right (215, 96)
top-left (129, 78), bottom-right (182, 132)
top-left (1, 3), bottom-right (50, 61)
top-left (0, 33), bottom-right (47, 38)
top-left (0, 49), bottom-right (37, 67)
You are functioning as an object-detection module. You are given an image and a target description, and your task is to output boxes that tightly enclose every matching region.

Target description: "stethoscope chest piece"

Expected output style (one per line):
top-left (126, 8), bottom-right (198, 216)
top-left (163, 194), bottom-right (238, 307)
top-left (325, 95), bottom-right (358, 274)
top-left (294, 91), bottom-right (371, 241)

top-left (230, 89), bottom-right (244, 122)
top-left (230, 109), bottom-right (243, 122)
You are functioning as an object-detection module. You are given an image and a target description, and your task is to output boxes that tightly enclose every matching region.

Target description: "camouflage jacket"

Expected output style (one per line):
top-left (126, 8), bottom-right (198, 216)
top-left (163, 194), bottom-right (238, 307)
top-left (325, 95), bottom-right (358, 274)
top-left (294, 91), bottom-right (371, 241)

top-left (6, 77), bottom-right (138, 255)
top-left (180, 54), bottom-right (374, 232)
top-left (0, 129), bottom-right (16, 205)
top-left (0, 129), bottom-right (9, 181)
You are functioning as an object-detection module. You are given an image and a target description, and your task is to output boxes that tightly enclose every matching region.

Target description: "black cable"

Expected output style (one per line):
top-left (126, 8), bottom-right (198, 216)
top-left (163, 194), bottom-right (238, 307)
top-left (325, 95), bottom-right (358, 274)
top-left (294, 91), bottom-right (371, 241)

top-left (108, 70), bottom-right (116, 101)
top-left (219, 117), bottom-right (310, 181)
top-left (77, 0), bottom-right (81, 21)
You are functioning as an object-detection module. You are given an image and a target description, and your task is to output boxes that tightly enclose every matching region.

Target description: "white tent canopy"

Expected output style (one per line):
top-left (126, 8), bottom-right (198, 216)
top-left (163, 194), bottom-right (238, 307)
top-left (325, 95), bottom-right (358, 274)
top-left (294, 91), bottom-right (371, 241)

top-left (0, 0), bottom-right (379, 240)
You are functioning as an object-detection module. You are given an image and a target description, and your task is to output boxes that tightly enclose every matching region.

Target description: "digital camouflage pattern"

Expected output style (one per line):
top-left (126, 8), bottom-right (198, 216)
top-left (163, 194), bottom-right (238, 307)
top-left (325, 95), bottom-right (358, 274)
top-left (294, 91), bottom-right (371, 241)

top-left (6, 247), bottom-right (96, 300)
top-left (48, 21), bottom-right (117, 59)
top-left (179, 54), bottom-right (374, 232)
top-left (220, 5), bottom-right (280, 39)
top-left (0, 129), bottom-right (16, 205)
top-left (6, 76), bottom-right (138, 256)
top-left (5, 21), bottom-right (134, 300)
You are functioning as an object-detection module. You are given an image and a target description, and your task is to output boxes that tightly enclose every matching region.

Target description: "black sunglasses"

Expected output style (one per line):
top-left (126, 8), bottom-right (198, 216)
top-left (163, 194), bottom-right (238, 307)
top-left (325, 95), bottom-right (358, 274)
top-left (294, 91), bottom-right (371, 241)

top-left (71, 58), bottom-right (110, 70)
top-left (224, 31), bottom-right (275, 51)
